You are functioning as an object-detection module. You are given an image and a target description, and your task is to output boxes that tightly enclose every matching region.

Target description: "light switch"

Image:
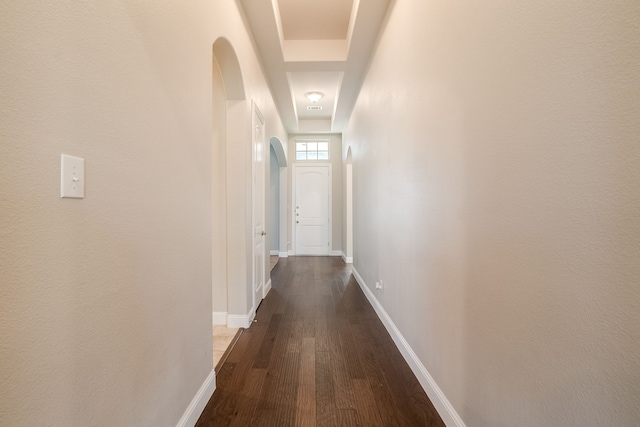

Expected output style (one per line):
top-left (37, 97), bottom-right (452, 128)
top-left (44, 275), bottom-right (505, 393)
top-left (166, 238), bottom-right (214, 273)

top-left (60, 154), bottom-right (84, 198)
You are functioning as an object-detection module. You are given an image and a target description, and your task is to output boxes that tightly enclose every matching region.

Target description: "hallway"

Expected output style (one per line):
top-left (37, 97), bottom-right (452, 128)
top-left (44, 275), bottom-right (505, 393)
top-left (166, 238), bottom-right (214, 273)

top-left (3, 1), bottom-right (639, 426)
top-left (196, 257), bottom-right (445, 426)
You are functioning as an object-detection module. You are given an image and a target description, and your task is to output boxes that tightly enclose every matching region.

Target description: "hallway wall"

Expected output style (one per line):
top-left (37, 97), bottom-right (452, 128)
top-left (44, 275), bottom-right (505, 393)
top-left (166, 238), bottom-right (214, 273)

top-left (0, 1), bottom-right (285, 426)
top-left (344, 1), bottom-right (640, 426)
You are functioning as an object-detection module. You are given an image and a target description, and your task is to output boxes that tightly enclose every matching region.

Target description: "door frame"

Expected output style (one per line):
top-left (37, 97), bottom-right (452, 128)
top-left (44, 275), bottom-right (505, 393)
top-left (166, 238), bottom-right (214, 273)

top-left (251, 101), bottom-right (266, 313)
top-left (292, 163), bottom-right (332, 256)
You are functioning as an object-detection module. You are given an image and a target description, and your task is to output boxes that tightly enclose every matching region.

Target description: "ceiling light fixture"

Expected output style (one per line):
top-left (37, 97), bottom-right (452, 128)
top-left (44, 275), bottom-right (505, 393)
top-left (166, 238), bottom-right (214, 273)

top-left (305, 91), bottom-right (324, 103)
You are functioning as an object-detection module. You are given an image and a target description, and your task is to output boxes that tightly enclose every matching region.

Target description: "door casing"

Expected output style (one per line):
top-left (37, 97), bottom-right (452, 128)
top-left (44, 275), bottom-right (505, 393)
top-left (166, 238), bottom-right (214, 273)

top-left (252, 102), bottom-right (266, 312)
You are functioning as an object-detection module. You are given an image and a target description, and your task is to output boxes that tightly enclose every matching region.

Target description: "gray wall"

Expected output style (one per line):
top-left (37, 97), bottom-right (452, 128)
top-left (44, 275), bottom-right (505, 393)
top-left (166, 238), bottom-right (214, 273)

top-left (344, 1), bottom-right (640, 426)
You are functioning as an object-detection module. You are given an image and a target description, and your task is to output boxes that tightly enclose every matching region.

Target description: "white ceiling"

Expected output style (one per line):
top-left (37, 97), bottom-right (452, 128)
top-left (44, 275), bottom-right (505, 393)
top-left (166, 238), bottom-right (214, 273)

top-left (238, 0), bottom-right (392, 135)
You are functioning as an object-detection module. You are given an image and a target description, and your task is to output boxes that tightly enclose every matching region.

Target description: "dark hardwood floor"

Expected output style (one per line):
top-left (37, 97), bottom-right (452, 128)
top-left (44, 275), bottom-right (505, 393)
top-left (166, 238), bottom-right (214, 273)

top-left (196, 256), bottom-right (445, 427)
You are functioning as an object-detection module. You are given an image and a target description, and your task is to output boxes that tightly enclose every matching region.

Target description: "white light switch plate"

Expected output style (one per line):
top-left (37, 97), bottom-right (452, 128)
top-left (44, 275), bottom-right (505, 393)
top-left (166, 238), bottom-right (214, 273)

top-left (60, 154), bottom-right (84, 198)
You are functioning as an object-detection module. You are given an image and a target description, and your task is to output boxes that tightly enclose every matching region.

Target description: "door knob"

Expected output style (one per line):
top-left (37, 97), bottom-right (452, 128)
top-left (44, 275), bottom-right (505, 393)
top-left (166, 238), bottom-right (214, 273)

top-left (260, 231), bottom-right (267, 236)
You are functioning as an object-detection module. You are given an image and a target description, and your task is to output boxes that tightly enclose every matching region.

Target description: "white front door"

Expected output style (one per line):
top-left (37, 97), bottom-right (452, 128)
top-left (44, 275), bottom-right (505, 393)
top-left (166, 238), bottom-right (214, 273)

top-left (252, 103), bottom-right (266, 311)
top-left (294, 165), bottom-right (330, 255)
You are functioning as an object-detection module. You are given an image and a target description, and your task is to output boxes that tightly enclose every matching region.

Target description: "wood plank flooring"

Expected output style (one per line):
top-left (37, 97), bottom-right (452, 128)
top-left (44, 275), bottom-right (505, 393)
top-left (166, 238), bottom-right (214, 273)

top-left (196, 257), bottom-right (445, 427)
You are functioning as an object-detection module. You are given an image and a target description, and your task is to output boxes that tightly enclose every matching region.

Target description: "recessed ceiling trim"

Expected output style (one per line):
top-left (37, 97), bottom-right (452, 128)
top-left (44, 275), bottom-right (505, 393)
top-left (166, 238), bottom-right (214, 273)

top-left (346, 0), bottom-right (360, 52)
top-left (271, 0), bottom-right (285, 51)
top-left (283, 40), bottom-right (348, 62)
top-left (238, 0), bottom-right (393, 134)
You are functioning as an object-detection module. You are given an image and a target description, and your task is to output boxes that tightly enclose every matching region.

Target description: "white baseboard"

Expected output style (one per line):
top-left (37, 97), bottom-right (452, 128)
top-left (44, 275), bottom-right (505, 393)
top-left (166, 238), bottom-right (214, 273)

top-left (287, 250), bottom-right (344, 257)
top-left (212, 312), bottom-right (227, 326)
top-left (175, 369), bottom-right (216, 427)
top-left (270, 250), bottom-right (279, 255)
top-left (340, 251), bottom-right (353, 264)
top-left (227, 308), bottom-right (254, 329)
top-left (248, 305), bottom-right (256, 324)
top-left (278, 252), bottom-right (288, 258)
top-left (264, 279), bottom-right (272, 298)
top-left (352, 267), bottom-right (466, 427)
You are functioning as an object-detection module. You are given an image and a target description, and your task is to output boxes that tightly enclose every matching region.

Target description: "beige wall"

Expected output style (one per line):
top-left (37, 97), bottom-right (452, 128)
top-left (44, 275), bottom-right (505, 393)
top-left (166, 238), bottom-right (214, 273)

top-left (287, 134), bottom-right (343, 254)
top-left (0, 1), bottom-right (285, 425)
top-left (344, 1), bottom-right (640, 426)
top-left (211, 57), bottom-right (228, 317)
top-left (342, 147), bottom-right (353, 261)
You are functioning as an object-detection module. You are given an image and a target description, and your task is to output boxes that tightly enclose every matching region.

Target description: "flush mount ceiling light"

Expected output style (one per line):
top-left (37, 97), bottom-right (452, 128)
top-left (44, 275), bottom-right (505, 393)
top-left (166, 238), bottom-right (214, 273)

top-left (305, 91), bottom-right (324, 103)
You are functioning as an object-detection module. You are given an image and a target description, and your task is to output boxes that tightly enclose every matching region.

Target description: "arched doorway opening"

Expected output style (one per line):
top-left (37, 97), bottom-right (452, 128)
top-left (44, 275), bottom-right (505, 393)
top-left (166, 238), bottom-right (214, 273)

top-left (211, 38), bottom-right (249, 330)
top-left (268, 137), bottom-right (288, 270)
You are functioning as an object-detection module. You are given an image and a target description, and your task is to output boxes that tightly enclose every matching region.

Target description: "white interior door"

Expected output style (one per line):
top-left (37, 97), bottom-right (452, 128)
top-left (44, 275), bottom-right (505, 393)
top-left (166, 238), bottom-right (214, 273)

top-left (295, 165), bottom-right (330, 255)
top-left (252, 104), bottom-right (265, 310)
